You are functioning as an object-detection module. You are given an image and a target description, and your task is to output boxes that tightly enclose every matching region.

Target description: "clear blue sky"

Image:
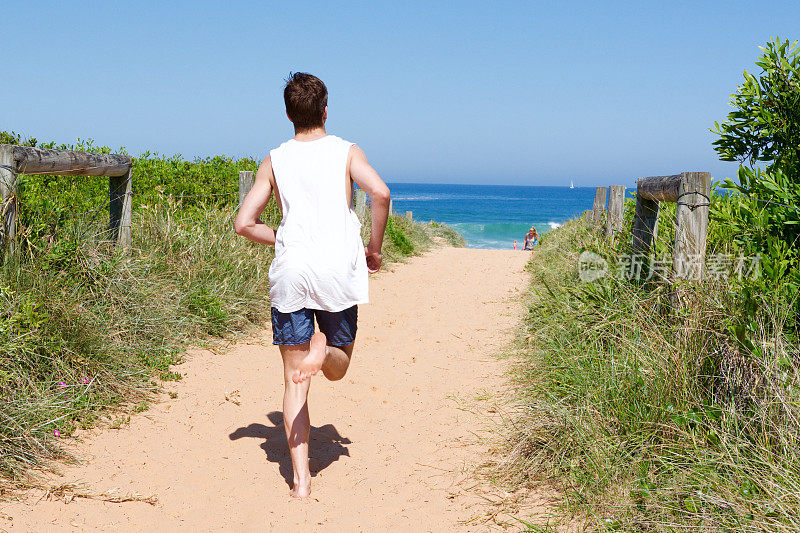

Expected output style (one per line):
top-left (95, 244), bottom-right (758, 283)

top-left (3, 1), bottom-right (799, 186)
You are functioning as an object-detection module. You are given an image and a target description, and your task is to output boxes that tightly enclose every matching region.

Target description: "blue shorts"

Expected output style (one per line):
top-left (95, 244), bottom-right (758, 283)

top-left (271, 306), bottom-right (358, 347)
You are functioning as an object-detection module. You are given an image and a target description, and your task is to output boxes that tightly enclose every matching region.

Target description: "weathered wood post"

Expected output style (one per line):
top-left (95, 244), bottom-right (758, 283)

top-left (238, 170), bottom-right (254, 208)
top-left (353, 189), bottom-right (367, 222)
top-left (406, 210), bottom-right (412, 220)
top-left (631, 191), bottom-right (659, 255)
top-left (605, 185), bottom-right (625, 239)
top-left (0, 148), bottom-right (17, 254)
top-left (388, 198), bottom-right (393, 215)
top-left (634, 172), bottom-right (711, 281)
top-left (109, 167), bottom-right (133, 246)
top-left (674, 172), bottom-right (711, 279)
top-left (592, 186), bottom-right (607, 225)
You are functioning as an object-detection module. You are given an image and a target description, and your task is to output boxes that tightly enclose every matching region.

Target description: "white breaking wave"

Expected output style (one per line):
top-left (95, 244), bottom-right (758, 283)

top-left (391, 196), bottom-right (442, 201)
top-left (548, 222), bottom-right (561, 229)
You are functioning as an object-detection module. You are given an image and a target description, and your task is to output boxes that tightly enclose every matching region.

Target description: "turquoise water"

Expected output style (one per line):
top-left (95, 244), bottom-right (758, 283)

top-left (386, 183), bottom-right (619, 249)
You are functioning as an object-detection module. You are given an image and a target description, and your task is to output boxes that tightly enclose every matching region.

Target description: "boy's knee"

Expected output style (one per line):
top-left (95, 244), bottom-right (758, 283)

top-left (322, 365), bottom-right (348, 381)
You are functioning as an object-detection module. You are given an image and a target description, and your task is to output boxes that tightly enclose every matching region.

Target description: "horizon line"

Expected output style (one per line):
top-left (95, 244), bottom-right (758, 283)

top-left (384, 181), bottom-right (628, 188)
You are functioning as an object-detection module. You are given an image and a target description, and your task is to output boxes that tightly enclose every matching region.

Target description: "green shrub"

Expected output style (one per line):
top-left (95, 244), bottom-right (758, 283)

top-left (712, 37), bottom-right (800, 176)
top-left (385, 216), bottom-right (415, 256)
top-left (710, 37), bottom-right (800, 346)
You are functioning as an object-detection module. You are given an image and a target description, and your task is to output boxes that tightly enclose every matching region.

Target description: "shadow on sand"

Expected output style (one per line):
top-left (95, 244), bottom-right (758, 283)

top-left (228, 411), bottom-right (352, 487)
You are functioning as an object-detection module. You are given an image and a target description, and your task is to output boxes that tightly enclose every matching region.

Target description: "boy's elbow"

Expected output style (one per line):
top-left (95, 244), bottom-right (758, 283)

top-left (374, 186), bottom-right (390, 204)
top-left (233, 217), bottom-right (248, 236)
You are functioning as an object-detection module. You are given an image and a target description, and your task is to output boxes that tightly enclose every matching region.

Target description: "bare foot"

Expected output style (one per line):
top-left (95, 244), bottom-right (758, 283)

top-left (290, 474), bottom-right (311, 498)
top-left (292, 345), bottom-right (326, 384)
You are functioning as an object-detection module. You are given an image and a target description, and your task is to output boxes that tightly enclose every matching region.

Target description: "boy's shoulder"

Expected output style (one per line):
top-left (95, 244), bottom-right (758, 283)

top-left (269, 136), bottom-right (356, 174)
top-left (271, 135), bottom-right (354, 152)
top-left (269, 138), bottom-right (294, 155)
top-left (269, 136), bottom-right (355, 171)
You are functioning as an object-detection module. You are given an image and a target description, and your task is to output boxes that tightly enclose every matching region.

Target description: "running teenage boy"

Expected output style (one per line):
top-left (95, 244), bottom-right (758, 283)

top-left (234, 73), bottom-right (390, 498)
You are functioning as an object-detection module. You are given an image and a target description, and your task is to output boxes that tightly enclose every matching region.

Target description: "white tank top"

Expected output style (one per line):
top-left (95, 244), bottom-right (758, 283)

top-left (268, 135), bottom-right (369, 313)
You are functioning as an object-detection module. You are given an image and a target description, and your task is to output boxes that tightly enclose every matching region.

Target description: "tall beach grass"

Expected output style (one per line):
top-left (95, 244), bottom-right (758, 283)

top-left (502, 211), bottom-right (800, 531)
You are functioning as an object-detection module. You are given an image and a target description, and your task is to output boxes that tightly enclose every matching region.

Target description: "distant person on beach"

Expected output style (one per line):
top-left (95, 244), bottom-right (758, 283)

top-left (235, 72), bottom-right (390, 498)
top-left (523, 226), bottom-right (538, 250)
top-left (513, 240), bottom-right (517, 250)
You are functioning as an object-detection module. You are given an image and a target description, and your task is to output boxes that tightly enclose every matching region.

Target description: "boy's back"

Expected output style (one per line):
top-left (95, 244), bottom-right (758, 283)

top-left (269, 135), bottom-right (368, 314)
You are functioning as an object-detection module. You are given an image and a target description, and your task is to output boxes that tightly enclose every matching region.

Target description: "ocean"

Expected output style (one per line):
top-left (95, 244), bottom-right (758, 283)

top-left (387, 183), bottom-right (609, 249)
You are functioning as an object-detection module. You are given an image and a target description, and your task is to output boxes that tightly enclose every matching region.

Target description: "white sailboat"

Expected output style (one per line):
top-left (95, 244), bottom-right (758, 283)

top-left (570, 180), bottom-right (574, 189)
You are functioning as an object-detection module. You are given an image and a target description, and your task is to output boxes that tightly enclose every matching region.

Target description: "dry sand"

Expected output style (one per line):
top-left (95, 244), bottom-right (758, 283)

top-left (1, 247), bottom-right (542, 532)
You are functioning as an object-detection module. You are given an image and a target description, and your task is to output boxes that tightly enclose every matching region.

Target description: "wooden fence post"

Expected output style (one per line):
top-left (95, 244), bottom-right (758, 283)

top-left (0, 149), bottom-right (17, 254)
top-left (406, 210), bottom-right (412, 220)
top-left (592, 186), bottom-right (607, 224)
top-left (606, 185), bottom-right (625, 239)
top-left (238, 170), bottom-right (254, 208)
top-left (109, 168), bottom-right (132, 246)
top-left (353, 189), bottom-right (367, 221)
top-left (388, 198), bottom-right (393, 215)
top-left (673, 171), bottom-right (711, 279)
top-left (631, 189), bottom-right (659, 256)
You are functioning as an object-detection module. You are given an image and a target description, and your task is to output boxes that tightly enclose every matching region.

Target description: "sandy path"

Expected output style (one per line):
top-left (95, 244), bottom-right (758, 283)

top-left (2, 247), bottom-right (531, 532)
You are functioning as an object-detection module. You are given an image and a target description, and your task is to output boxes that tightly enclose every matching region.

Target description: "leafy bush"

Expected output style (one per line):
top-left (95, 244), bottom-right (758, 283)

top-left (1, 131), bottom-right (266, 256)
top-left (385, 216), bottom-right (415, 256)
top-left (712, 37), bottom-right (800, 175)
top-left (712, 168), bottom-right (800, 344)
top-left (711, 37), bottom-right (800, 345)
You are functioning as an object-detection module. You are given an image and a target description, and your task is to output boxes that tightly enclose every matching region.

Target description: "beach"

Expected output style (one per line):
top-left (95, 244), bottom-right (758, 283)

top-left (388, 183), bottom-right (602, 249)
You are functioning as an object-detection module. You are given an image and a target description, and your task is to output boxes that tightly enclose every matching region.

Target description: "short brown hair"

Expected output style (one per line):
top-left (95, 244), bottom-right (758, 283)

top-left (283, 72), bottom-right (328, 131)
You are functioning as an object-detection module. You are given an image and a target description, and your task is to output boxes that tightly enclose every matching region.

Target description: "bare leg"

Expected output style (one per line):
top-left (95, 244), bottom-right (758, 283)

top-left (321, 342), bottom-right (354, 381)
top-left (279, 343), bottom-right (312, 498)
top-left (292, 332), bottom-right (355, 383)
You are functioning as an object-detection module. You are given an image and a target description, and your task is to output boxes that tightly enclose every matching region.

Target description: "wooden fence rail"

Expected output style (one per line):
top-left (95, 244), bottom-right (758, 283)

top-left (0, 144), bottom-right (133, 252)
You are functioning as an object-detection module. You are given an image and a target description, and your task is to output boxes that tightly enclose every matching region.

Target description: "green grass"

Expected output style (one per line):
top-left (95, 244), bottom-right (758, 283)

top-left (502, 216), bottom-right (800, 531)
top-left (420, 219), bottom-right (467, 248)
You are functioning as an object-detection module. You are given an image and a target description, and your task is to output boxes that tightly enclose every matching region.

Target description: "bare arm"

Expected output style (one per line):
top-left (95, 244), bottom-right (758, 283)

top-left (234, 155), bottom-right (278, 245)
top-left (349, 145), bottom-right (390, 273)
